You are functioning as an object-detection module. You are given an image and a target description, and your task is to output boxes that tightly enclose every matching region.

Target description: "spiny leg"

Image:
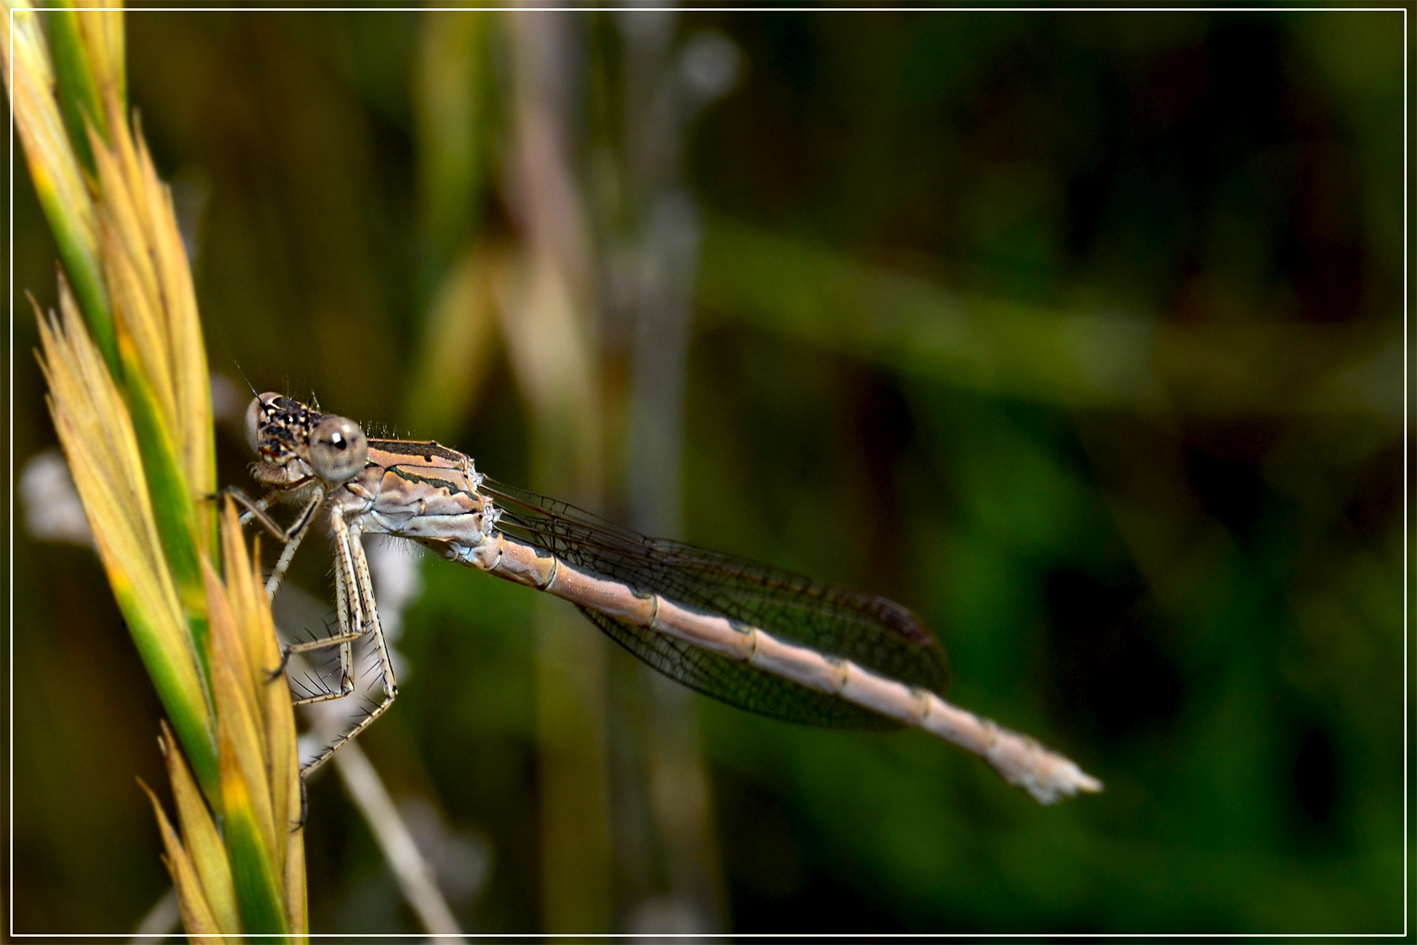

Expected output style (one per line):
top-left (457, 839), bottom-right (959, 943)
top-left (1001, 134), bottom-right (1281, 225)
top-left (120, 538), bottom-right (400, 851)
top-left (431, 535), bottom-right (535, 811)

top-left (300, 690), bottom-right (398, 781)
top-left (227, 485), bottom-right (326, 600)
top-left (225, 486), bottom-right (276, 529)
top-left (285, 505), bottom-right (368, 706)
top-left (299, 519), bottom-right (399, 778)
top-left (349, 527), bottom-right (399, 702)
top-left (226, 485), bottom-right (308, 545)
top-left (263, 489), bottom-right (326, 600)
top-left (284, 534), bottom-right (358, 705)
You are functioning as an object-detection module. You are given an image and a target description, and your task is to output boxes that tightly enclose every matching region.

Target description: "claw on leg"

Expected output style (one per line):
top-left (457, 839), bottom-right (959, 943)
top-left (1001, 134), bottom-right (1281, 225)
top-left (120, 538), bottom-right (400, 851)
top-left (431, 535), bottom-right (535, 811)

top-left (267, 647), bottom-right (292, 683)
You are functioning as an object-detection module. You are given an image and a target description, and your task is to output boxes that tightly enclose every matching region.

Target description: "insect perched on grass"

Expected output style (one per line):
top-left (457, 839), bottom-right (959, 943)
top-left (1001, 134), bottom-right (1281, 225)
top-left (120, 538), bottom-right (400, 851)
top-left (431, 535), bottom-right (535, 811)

top-left (240, 392), bottom-right (1102, 804)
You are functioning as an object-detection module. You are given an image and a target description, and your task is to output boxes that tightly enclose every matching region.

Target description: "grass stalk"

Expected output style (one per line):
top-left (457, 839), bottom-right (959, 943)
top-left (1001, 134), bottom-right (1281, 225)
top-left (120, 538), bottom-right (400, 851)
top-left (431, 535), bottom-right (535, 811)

top-left (6, 3), bottom-right (306, 937)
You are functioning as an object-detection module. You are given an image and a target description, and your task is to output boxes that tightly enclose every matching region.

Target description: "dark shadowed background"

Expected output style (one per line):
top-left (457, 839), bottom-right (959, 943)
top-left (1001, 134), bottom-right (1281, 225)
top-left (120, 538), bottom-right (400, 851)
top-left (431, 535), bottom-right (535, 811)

top-left (10, 7), bottom-right (1404, 935)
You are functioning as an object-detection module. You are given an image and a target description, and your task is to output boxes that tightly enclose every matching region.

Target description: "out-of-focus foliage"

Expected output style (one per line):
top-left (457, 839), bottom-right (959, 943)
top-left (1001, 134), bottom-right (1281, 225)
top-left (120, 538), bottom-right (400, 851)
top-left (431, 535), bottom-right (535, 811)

top-left (12, 9), bottom-right (1402, 935)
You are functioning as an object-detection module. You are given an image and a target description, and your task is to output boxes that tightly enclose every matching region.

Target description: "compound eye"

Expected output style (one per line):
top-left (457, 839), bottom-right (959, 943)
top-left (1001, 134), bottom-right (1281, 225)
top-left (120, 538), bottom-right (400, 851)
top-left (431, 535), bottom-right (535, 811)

top-left (308, 415), bottom-right (368, 483)
top-left (245, 392), bottom-right (283, 452)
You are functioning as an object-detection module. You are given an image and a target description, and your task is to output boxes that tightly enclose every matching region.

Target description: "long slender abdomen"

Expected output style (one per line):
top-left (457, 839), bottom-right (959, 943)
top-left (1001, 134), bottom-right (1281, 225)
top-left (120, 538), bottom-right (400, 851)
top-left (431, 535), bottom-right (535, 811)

top-left (448, 529), bottom-right (1102, 804)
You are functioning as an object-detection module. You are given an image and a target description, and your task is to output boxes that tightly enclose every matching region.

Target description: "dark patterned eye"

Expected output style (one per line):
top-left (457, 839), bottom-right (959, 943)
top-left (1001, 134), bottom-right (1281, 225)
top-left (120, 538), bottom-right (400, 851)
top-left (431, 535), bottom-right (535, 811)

top-left (245, 392), bottom-right (283, 452)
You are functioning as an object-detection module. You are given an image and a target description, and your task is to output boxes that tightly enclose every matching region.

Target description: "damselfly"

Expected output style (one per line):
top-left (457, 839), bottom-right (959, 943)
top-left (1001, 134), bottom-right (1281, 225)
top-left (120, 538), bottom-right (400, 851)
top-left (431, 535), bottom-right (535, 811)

top-left (240, 393), bottom-right (1102, 804)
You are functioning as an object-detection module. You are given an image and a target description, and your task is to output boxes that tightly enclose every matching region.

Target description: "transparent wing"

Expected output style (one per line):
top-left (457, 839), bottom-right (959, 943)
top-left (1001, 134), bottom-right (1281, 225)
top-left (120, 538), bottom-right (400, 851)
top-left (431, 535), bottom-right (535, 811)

top-left (482, 478), bottom-right (949, 729)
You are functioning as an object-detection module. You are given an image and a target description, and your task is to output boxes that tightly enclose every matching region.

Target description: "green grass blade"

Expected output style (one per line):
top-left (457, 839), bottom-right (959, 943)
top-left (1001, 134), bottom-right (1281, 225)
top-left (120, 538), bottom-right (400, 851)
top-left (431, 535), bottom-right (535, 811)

top-left (38, 2), bottom-right (108, 171)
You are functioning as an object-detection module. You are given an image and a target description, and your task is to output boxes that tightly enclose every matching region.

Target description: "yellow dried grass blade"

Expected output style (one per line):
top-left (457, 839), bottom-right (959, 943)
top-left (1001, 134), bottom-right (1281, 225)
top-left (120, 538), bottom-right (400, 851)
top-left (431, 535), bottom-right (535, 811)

top-left (91, 96), bottom-right (216, 553)
top-left (158, 721), bottom-right (239, 934)
top-left (219, 510), bottom-right (275, 698)
top-left (139, 780), bottom-right (224, 943)
top-left (82, 101), bottom-right (213, 624)
top-left (261, 609), bottom-right (300, 867)
top-left (35, 290), bottom-right (216, 791)
top-left (119, 329), bottom-right (207, 630)
top-left (40, 286), bottom-right (146, 524)
top-left (136, 126), bottom-right (214, 507)
top-left (206, 559), bottom-right (275, 853)
top-left (213, 504), bottom-right (306, 937)
top-left (41, 294), bottom-right (196, 660)
top-left (41, 3), bottom-right (111, 169)
top-left (2, 3), bottom-right (114, 364)
top-left (284, 823), bottom-right (309, 942)
top-left (103, 224), bottom-right (173, 410)
top-left (92, 122), bottom-right (172, 406)
top-left (224, 533), bottom-right (296, 840)
top-left (217, 504), bottom-right (305, 923)
top-left (218, 726), bottom-right (288, 936)
top-left (69, 0), bottom-right (125, 116)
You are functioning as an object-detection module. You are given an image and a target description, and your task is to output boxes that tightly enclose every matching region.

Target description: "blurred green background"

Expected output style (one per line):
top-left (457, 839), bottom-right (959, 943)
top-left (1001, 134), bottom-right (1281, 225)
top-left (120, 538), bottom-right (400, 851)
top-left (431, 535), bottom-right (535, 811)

top-left (10, 8), bottom-right (1404, 935)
